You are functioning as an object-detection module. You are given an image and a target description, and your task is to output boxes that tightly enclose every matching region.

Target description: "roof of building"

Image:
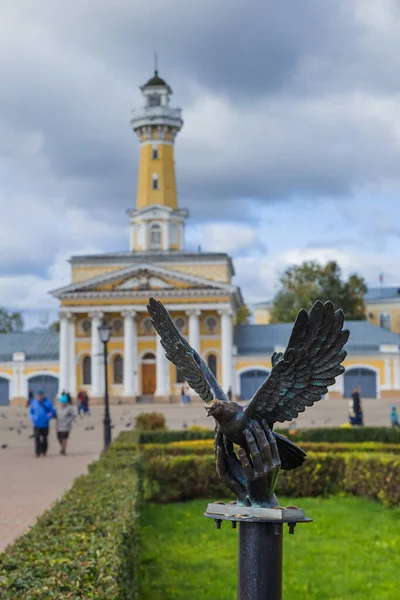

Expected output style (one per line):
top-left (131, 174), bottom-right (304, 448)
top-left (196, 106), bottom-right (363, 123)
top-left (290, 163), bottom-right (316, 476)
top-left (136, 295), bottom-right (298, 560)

top-left (69, 250), bottom-right (236, 277)
top-left (234, 320), bottom-right (400, 356)
top-left (141, 71), bottom-right (172, 93)
top-left (0, 331), bottom-right (59, 362)
top-left (366, 287), bottom-right (400, 302)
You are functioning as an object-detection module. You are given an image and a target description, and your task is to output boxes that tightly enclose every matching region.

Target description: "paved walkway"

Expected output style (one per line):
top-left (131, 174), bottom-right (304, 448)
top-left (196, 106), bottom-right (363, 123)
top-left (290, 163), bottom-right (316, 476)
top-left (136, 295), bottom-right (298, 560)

top-left (0, 397), bottom-right (397, 551)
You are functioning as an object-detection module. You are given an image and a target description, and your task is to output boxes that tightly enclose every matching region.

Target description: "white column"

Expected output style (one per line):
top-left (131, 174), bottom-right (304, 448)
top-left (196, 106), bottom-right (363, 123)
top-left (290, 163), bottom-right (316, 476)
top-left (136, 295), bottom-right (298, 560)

top-left (68, 314), bottom-right (77, 396)
top-left (59, 312), bottom-right (70, 394)
top-left (394, 357), bottom-right (400, 390)
top-left (155, 333), bottom-right (169, 397)
top-left (163, 221), bottom-right (170, 251)
top-left (122, 310), bottom-right (137, 397)
top-left (187, 309), bottom-right (201, 353)
top-left (90, 311), bottom-right (103, 396)
top-left (12, 352), bottom-right (25, 399)
top-left (384, 357), bottom-right (391, 389)
top-left (219, 308), bottom-right (233, 394)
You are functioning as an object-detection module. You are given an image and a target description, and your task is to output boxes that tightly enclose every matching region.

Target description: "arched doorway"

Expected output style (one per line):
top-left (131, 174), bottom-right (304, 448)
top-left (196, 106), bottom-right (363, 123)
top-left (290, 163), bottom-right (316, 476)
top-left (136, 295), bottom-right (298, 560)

top-left (240, 369), bottom-right (270, 400)
top-left (0, 377), bottom-right (10, 406)
top-left (141, 352), bottom-right (156, 395)
top-left (344, 368), bottom-right (377, 399)
top-left (28, 374), bottom-right (59, 401)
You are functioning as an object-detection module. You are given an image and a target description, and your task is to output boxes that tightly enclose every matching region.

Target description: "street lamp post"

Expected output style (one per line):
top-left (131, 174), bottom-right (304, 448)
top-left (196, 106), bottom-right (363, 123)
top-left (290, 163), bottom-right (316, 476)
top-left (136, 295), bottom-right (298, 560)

top-left (98, 321), bottom-right (112, 451)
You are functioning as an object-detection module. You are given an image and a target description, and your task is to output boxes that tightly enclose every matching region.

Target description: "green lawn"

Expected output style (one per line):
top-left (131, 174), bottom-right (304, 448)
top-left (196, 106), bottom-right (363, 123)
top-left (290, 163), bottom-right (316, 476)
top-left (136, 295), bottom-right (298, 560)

top-left (139, 497), bottom-right (400, 600)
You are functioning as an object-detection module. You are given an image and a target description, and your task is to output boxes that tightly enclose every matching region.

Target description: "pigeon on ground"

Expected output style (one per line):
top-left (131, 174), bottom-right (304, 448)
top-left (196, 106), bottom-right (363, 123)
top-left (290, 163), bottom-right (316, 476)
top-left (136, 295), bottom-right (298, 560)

top-left (1, 413), bottom-right (7, 419)
top-left (125, 423), bottom-right (132, 428)
top-left (1, 444), bottom-right (8, 449)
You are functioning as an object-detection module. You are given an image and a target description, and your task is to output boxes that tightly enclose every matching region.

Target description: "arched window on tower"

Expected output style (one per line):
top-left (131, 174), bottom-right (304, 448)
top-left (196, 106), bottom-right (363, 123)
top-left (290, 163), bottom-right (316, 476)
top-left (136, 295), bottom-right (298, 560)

top-left (82, 356), bottom-right (91, 385)
top-left (150, 224), bottom-right (162, 250)
top-left (207, 354), bottom-right (217, 378)
top-left (152, 174), bottom-right (159, 190)
top-left (152, 146), bottom-right (159, 160)
top-left (113, 354), bottom-right (124, 384)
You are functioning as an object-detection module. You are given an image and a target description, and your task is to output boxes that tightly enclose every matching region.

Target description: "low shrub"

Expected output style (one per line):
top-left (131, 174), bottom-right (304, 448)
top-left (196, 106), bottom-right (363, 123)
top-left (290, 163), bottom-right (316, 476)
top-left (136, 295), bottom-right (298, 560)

top-left (0, 452), bottom-right (142, 599)
top-left (145, 451), bottom-right (400, 507)
top-left (116, 426), bottom-right (400, 446)
top-left (140, 439), bottom-right (400, 461)
top-left (286, 427), bottom-right (400, 443)
top-left (344, 453), bottom-right (400, 507)
top-left (135, 412), bottom-right (166, 431)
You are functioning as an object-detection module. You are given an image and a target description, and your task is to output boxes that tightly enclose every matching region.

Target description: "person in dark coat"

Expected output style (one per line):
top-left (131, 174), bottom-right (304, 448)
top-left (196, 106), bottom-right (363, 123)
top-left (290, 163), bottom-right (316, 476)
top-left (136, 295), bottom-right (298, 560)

top-left (350, 387), bottom-right (363, 426)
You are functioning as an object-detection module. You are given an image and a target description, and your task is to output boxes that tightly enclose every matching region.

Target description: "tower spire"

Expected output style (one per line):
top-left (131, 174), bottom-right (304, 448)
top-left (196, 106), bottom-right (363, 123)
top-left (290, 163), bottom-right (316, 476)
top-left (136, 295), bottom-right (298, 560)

top-left (154, 51), bottom-right (158, 76)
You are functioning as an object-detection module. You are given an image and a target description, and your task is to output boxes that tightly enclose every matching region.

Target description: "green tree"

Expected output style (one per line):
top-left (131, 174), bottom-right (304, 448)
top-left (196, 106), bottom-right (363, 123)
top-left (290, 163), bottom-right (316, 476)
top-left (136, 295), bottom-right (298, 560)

top-left (0, 308), bottom-right (23, 333)
top-left (49, 321), bottom-right (60, 332)
top-left (270, 261), bottom-right (367, 323)
top-left (236, 304), bottom-right (251, 325)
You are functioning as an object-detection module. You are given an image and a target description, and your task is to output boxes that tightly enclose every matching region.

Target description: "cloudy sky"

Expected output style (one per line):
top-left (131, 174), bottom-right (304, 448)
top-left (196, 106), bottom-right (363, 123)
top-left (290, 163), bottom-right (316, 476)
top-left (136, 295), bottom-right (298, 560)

top-left (1, 0), bottom-right (400, 328)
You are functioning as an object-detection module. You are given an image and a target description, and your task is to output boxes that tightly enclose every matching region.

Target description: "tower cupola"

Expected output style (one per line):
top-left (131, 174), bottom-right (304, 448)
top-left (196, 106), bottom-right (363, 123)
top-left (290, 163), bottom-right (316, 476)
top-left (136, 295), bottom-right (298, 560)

top-left (128, 69), bottom-right (188, 252)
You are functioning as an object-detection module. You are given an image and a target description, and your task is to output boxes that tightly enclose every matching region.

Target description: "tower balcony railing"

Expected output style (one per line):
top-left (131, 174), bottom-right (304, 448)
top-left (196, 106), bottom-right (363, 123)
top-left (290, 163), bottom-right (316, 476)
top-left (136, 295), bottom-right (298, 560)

top-left (131, 106), bottom-right (183, 129)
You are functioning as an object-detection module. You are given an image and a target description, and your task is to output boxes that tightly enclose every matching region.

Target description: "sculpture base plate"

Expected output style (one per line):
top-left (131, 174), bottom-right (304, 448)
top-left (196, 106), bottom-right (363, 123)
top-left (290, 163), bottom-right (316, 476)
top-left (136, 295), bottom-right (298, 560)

top-left (204, 502), bottom-right (312, 524)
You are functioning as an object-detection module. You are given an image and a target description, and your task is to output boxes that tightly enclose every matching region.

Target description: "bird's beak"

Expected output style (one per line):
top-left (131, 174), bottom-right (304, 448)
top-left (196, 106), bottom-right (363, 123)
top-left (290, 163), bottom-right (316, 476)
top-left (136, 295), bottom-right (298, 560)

top-left (205, 402), bottom-right (213, 417)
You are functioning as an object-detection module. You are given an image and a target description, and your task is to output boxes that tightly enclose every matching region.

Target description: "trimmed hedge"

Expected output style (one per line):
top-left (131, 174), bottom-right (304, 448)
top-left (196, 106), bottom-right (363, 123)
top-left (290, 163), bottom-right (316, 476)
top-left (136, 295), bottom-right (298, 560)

top-left (145, 452), bottom-right (400, 507)
top-left (138, 440), bottom-right (400, 460)
top-left (116, 426), bottom-right (400, 446)
top-left (0, 452), bottom-right (142, 599)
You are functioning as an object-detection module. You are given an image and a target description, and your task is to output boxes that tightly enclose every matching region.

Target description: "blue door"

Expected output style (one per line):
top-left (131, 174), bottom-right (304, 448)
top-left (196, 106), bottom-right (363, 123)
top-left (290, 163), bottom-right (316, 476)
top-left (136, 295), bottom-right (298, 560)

top-left (28, 375), bottom-right (59, 402)
top-left (0, 377), bottom-right (10, 406)
top-left (240, 369), bottom-right (270, 400)
top-left (344, 368), bottom-right (377, 399)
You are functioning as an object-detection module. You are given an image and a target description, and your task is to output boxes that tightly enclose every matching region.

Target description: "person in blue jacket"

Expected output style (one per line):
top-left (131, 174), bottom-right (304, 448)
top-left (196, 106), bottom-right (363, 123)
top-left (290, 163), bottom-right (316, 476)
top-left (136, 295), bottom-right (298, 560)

top-left (29, 390), bottom-right (56, 457)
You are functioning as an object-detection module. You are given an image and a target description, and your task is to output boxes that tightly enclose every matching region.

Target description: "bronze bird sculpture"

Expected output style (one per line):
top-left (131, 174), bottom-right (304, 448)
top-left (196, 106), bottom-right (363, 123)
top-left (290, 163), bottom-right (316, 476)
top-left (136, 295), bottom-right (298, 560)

top-left (147, 298), bottom-right (349, 471)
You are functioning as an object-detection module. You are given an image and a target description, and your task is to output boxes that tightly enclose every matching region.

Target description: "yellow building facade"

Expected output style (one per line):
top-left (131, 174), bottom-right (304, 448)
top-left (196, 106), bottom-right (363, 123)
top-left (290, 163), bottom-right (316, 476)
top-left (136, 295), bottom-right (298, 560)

top-left (1, 71), bottom-right (400, 406)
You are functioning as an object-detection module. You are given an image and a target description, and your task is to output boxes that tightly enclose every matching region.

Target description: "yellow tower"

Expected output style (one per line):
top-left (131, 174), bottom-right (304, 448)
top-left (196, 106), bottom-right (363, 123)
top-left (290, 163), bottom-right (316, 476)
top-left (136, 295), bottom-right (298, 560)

top-left (129, 70), bottom-right (188, 252)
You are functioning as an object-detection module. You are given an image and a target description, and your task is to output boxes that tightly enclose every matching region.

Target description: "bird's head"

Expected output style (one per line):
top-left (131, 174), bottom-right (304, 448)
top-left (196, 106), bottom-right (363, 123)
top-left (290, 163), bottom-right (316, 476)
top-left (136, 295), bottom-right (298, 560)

top-left (205, 399), bottom-right (226, 419)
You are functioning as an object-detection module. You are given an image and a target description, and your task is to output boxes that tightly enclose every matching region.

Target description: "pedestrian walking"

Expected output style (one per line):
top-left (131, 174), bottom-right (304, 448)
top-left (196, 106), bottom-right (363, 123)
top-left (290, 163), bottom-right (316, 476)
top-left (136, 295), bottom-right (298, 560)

top-left (390, 405), bottom-right (400, 428)
top-left (77, 390), bottom-right (90, 417)
top-left (26, 389), bottom-right (34, 408)
top-left (56, 393), bottom-right (76, 455)
top-left (349, 387), bottom-right (363, 426)
top-left (29, 390), bottom-right (55, 457)
top-left (227, 387), bottom-right (232, 401)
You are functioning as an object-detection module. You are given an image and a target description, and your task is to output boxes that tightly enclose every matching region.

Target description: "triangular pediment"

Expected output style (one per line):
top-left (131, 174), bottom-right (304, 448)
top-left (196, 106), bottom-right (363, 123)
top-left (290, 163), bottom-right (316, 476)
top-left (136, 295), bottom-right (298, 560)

top-left (116, 274), bottom-right (174, 291)
top-left (51, 263), bottom-right (235, 298)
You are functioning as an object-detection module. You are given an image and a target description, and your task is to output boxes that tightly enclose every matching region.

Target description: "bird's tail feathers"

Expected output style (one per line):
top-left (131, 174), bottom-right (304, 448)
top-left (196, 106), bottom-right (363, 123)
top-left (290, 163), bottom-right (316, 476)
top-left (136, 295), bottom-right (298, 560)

top-left (273, 431), bottom-right (306, 471)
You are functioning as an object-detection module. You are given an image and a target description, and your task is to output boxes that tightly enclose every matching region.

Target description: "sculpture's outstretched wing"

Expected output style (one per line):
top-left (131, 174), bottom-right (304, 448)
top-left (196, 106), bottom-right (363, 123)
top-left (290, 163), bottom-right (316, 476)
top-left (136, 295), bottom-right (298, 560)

top-left (147, 298), bottom-right (227, 403)
top-left (245, 301), bottom-right (349, 423)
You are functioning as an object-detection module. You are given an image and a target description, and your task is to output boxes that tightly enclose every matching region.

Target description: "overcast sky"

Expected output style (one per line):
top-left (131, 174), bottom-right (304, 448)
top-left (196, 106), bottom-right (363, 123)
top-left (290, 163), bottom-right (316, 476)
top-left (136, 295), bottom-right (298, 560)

top-left (1, 0), bottom-right (400, 328)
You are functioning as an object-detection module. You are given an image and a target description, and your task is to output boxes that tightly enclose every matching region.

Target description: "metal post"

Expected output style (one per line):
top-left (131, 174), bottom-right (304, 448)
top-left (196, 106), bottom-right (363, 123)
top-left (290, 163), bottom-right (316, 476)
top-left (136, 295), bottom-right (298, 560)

top-left (103, 341), bottom-right (112, 451)
top-left (238, 522), bottom-right (283, 600)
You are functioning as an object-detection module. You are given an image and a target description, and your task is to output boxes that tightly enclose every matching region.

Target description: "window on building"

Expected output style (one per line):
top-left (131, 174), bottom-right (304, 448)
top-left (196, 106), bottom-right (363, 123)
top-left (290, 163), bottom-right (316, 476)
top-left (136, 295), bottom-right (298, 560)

top-left (176, 367), bottom-right (185, 384)
top-left (207, 354), bottom-right (217, 378)
top-left (143, 352), bottom-right (156, 360)
top-left (174, 317), bottom-right (186, 332)
top-left (148, 94), bottom-right (161, 107)
top-left (113, 354), bottom-right (123, 384)
top-left (152, 146), bottom-right (159, 160)
top-left (205, 316), bottom-right (218, 333)
top-left (82, 356), bottom-right (91, 385)
top-left (113, 318), bottom-right (123, 333)
top-left (152, 175), bottom-right (159, 190)
top-left (380, 313), bottom-right (391, 331)
top-left (82, 319), bottom-right (91, 333)
top-left (142, 317), bottom-right (154, 333)
top-left (150, 224), bottom-right (162, 250)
